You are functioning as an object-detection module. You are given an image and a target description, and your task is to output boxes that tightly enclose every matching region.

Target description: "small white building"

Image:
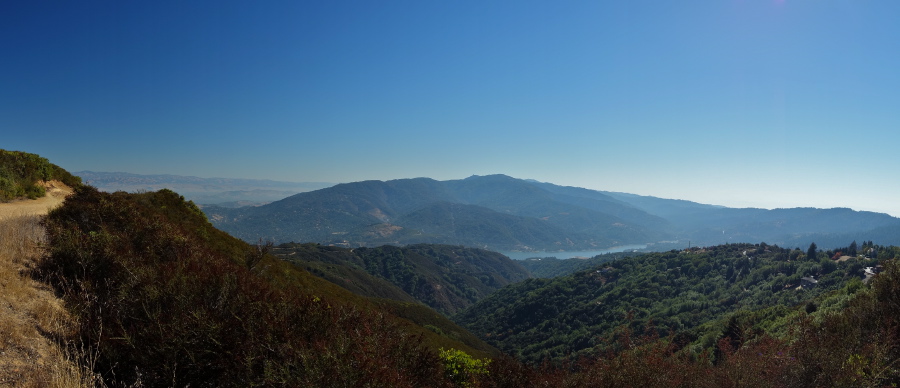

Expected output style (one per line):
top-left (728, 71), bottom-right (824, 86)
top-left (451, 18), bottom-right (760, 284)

top-left (800, 276), bottom-right (818, 289)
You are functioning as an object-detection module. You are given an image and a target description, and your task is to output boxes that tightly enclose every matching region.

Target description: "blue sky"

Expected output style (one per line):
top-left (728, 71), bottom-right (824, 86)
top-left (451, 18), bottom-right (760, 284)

top-left (3, 1), bottom-right (900, 216)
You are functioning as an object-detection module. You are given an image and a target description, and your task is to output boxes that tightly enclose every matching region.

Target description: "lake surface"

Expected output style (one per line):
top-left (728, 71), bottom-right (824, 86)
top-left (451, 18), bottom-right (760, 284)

top-left (501, 244), bottom-right (648, 261)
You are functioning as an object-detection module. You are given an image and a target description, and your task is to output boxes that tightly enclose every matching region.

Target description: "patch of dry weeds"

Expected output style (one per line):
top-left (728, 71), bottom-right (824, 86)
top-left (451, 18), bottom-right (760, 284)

top-left (0, 212), bottom-right (95, 387)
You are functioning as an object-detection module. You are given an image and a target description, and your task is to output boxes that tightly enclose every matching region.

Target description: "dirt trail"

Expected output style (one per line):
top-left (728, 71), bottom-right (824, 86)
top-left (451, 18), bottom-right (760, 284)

top-left (0, 181), bottom-right (73, 219)
top-left (0, 182), bottom-right (88, 387)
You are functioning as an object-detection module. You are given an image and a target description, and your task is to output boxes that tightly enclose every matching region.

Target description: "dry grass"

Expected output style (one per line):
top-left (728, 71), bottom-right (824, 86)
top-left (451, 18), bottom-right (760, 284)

top-left (0, 211), bottom-right (95, 387)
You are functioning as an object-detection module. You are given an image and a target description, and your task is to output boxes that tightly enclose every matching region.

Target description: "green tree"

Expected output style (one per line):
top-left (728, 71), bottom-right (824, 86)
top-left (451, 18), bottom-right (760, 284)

top-left (807, 242), bottom-right (818, 261)
top-left (439, 348), bottom-right (490, 387)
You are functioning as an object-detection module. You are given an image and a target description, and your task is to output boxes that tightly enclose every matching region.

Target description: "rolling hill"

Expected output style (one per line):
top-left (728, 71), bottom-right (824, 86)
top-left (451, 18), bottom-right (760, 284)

top-left (206, 174), bottom-right (900, 251)
top-left (205, 174), bottom-right (673, 251)
top-left (602, 190), bottom-right (900, 248)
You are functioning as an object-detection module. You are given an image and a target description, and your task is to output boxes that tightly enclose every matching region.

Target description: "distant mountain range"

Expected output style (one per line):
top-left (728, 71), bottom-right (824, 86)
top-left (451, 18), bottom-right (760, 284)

top-left (204, 174), bottom-right (900, 251)
top-left (75, 171), bottom-right (333, 207)
top-left (204, 175), bottom-right (669, 251)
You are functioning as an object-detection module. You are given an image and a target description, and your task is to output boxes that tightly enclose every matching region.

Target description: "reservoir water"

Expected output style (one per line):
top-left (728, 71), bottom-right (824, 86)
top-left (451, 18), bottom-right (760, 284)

top-left (501, 244), bottom-right (647, 261)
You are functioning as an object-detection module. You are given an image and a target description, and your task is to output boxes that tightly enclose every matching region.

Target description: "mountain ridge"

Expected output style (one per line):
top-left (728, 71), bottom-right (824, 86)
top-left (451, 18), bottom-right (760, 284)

top-left (205, 174), bottom-right (900, 251)
top-left (206, 174), bottom-right (667, 251)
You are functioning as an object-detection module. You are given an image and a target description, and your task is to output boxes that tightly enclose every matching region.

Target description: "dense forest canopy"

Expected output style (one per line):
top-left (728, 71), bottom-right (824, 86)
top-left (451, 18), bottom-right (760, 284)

top-left (519, 251), bottom-right (640, 278)
top-left (455, 242), bottom-right (896, 364)
top-left (272, 242), bottom-right (530, 315)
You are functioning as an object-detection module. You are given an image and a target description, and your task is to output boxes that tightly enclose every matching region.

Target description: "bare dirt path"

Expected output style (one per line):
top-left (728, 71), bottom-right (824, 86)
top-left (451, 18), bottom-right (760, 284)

top-left (0, 181), bottom-right (73, 219)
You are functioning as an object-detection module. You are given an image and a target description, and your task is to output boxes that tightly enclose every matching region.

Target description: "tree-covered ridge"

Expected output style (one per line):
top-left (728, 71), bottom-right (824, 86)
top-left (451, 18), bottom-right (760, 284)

top-left (0, 149), bottom-right (82, 201)
top-left (519, 251), bottom-right (640, 278)
top-left (476, 254), bottom-right (900, 387)
top-left (273, 242), bottom-right (530, 315)
top-left (455, 242), bottom-right (894, 364)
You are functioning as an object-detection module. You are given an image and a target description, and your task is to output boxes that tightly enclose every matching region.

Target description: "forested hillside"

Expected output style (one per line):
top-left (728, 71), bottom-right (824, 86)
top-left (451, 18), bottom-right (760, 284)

top-left (456, 242), bottom-right (895, 364)
top-left (273, 242), bottom-right (530, 314)
top-left (519, 251), bottom-right (640, 278)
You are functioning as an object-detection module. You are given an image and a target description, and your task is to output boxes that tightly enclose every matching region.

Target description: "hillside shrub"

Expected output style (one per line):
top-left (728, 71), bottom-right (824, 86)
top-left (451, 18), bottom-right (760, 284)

top-left (439, 348), bottom-right (490, 387)
top-left (37, 186), bottom-right (451, 387)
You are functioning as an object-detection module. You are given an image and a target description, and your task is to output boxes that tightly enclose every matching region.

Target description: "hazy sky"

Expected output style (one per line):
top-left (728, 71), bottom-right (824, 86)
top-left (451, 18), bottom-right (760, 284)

top-left (3, 1), bottom-right (900, 216)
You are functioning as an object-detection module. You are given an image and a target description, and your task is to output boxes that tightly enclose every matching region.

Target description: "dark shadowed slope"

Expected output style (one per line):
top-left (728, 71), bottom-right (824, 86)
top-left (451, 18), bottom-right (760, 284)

top-left (273, 242), bottom-right (530, 315)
